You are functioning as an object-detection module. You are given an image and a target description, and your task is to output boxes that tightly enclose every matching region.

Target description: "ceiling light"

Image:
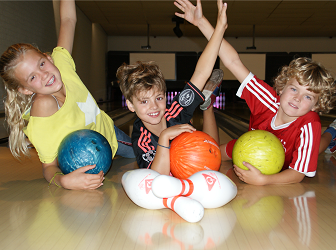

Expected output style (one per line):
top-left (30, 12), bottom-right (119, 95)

top-left (172, 17), bottom-right (184, 38)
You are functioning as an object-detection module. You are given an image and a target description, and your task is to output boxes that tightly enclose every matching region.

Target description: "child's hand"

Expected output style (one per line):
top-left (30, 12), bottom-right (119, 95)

top-left (60, 165), bottom-right (105, 190)
top-left (174, 0), bottom-right (203, 27)
top-left (160, 124), bottom-right (196, 142)
top-left (233, 162), bottom-right (267, 185)
top-left (216, 0), bottom-right (228, 31)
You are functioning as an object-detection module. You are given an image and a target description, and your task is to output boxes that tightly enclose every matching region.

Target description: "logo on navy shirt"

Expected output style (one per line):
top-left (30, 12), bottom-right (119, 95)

top-left (179, 89), bottom-right (194, 107)
top-left (142, 149), bottom-right (156, 163)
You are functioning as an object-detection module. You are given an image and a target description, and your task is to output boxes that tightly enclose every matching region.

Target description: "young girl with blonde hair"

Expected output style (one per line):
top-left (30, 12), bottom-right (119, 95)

top-left (0, 0), bottom-right (134, 190)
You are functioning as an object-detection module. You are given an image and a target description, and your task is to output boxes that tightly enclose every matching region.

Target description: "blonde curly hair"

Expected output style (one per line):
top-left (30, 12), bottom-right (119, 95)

top-left (117, 61), bottom-right (166, 102)
top-left (273, 57), bottom-right (336, 115)
top-left (0, 43), bottom-right (42, 158)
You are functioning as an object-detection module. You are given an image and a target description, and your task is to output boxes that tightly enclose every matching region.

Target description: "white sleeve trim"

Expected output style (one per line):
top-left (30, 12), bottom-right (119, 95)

top-left (236, 72), bottom-right (254, 98)
top-left (289, 166), bottom-right (316, 177)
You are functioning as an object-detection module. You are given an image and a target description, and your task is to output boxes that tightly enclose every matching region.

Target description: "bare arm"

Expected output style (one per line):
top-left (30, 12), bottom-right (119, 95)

top-left (175, 0), bottom-right (249, 83)
top-left (150, 124), bottom-right (196, 175)
top-left (43, 159), bottom-right (104, 190)
top-left (234, 162), bottom-right (305, 185)
top-left (189, 0), bottom-right (227, 90)
top-left (57, 0), bottom-right (77, 54)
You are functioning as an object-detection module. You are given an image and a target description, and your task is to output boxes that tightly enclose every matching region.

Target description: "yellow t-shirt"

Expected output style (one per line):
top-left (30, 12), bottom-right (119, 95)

top-left (23, 47), bottom-right (118, 163)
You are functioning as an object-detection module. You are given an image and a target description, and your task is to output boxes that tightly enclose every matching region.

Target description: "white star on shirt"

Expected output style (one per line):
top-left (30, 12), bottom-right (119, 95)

top-left (77, 93), bottom-right (100, 126)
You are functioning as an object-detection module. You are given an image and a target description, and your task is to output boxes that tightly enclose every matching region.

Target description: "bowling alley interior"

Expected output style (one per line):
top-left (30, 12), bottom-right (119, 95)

top-left (1, 1), bottom-right (336, 249)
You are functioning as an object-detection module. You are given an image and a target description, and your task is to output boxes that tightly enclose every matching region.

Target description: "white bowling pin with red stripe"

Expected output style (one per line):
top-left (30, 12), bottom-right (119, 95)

top-left (151, 170), bottom-right (237, 209)
top-left (121, 169), bottom-right (204, 223)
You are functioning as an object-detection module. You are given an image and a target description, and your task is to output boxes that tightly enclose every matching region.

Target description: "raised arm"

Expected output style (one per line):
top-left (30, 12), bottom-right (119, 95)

top-left (188, 0), bottom-right (227, 90)
top-left (175, 0), bottom-right (249, 83)
top-left (57, 0), bottom-right (77, 54)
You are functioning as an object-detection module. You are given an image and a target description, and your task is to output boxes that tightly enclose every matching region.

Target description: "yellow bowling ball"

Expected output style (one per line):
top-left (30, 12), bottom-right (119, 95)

top-left (232, 130), bottom-right (285, 175)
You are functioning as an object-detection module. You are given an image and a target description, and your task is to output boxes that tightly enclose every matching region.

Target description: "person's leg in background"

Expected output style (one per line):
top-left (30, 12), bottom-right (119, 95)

top-left (114, 125), bottom-right (135, 158)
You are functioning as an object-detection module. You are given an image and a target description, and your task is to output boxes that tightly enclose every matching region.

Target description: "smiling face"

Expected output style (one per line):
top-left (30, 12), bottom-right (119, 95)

top-left (127, 87), bottom-right (166, 128)
top-left (14, 50), bottom-right (63, 96)
top-left (278, 78), bottom-right (320, 123)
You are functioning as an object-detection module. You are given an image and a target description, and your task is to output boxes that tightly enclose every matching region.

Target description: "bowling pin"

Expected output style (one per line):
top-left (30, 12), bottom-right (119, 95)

top-left (151, 170), bottom-right (237, 209)
top-left (121, 169), bottom-right (204, 223)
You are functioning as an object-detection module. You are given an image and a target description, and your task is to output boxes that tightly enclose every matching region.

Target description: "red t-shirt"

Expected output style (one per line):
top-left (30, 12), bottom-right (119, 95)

top-left (227, 73), bottom-right (320, 177)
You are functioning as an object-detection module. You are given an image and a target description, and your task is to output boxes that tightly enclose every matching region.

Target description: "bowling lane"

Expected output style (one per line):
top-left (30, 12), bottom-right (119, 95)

top-left (1, 99), bottom-right (336, 249)
top-left (2, 137), bottom-right (336, 249)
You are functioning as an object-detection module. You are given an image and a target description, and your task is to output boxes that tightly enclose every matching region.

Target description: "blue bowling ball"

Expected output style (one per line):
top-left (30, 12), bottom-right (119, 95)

top-left (58, 129), bottom-right (112, 175)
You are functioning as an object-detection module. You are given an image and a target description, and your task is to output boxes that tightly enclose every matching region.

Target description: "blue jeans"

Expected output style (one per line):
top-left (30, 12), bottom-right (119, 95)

top-left (114, 125), bottom-right (135, 158)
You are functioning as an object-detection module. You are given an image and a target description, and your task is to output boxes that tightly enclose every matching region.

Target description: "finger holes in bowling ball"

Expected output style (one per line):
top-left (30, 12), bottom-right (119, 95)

top-left (170, 131), bottom-right (221, 179)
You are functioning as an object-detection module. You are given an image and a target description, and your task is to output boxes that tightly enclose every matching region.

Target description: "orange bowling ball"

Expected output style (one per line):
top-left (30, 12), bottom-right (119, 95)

top-left (170, 131), bottom-right (221, 179)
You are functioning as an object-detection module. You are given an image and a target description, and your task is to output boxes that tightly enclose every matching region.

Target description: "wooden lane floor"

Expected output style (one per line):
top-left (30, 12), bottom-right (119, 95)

top-left (1, 142), bottom-right (336, 249)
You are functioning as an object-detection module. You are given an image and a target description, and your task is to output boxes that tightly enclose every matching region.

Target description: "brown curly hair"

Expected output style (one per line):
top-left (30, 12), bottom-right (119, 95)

top-left (273, 57), bottom-right (336, 114)
top-left (117, 61), bottom-right (166, 102)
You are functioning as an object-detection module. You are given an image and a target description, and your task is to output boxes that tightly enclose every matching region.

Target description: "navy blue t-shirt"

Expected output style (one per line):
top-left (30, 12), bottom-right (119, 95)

top-left (132, 81), bottom-right (205, 169)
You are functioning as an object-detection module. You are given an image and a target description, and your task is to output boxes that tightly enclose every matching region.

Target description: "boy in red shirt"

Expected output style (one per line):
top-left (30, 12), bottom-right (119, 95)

top-left (175, 0), bottom-right (336, 185)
